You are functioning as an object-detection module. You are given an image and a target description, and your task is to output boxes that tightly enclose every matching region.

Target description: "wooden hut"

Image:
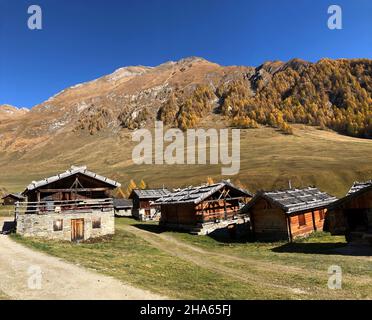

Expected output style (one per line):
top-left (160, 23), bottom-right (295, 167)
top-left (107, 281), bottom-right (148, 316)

top-left (241, 187), bottom-right (337, 241)
top-left (113, 198), bottom-right (133, 217)
top-left (156, 181), bottom-right (252, 235)
top-left (2, 193), bottom-right (25, 206)
top-left (16, 165), bottom-right (121, 241)
top-left (327, 181), bottom-right (372, 245)
top-left (129, 189), bottom-right (170, 221)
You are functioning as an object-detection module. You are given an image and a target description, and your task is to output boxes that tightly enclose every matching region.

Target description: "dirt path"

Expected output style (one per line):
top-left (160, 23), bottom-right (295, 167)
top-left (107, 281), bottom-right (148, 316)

top-left (0, 218), bottom-right (164, 300)
top-left (121, 225), bottom-right (372, 298)
top-left (120, 224), bottom-right (303, 271)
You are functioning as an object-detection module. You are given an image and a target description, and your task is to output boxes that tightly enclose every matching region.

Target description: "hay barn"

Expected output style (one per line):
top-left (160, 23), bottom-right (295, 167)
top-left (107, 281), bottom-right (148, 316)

top-left (2, 193), bottom-right (24, 206)
top-left (113, 198), bottom-right (133, 217)
top-left (129, 189), bottom-right (170, 221)
top-left (241, 187), bottom-right (337, 241)
top-left (327, 181), bottom-right (372, 245)
top-left (156, 181), bottom-right (252, 235)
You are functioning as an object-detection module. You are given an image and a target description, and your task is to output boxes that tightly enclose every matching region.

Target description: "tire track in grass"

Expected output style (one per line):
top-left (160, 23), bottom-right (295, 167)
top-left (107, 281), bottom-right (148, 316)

top-left (120, 224), bottom-right (317, 297)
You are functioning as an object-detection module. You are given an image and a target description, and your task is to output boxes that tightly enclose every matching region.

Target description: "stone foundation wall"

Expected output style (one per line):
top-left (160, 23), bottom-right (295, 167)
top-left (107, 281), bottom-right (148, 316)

top-left (115, 208), bottom-right (132, 217)
top-left (133, 208), bottom-right (159, 221)
top-left (16, 210), bottom-right (115, 241)
top-left (160, 217), bottom-right (250, 235)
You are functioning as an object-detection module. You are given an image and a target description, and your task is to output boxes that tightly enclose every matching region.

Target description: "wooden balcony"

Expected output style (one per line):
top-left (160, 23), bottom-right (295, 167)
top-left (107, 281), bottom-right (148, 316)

top-left (196, 206), bottom-right (240, 224)
top-left (15, 198), bottom-right (114, 216)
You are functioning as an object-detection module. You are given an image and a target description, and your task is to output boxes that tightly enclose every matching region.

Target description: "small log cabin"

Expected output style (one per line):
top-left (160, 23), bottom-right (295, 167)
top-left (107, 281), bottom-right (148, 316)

top-left (327, 181), bottom-right (372, 245)
top-left (129, 188), bottom-right (170, 221)
top-left (2, 193), bottom-right (25, 206)
top-left (241, 187), bottom-right (337, 241)
top-left (16, 165), bottom-right (121, 242)
top-left (156, 181), bottom-right (252, 235)
top-left (113, 198), bottom-right (133, 217)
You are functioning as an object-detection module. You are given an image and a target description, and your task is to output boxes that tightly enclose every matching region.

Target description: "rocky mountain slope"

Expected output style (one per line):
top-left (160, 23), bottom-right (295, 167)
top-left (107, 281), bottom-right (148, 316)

top-left (0, 57), bottom-right (255, 153)
top-left (1, 57), bottom-right (371, 157)
top-left (0, 105), bottom-right (28, 120)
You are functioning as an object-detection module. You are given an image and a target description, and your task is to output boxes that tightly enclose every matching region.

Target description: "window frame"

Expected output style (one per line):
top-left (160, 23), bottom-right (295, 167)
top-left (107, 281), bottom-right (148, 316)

top-left (92, 217), bottom-right (101, 229)
top-left (298, 213), bottom-right (306, 227)
top-left (53, 219), bottom-right (63, 232)
top-left (319, 209), bottom-right (325, 221)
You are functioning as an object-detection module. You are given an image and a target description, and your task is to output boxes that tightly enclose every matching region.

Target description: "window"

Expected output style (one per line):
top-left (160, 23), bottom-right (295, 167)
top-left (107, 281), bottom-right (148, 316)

top-left (53, 219), bottom-right (63, 231)
top-left (298, 214), bottom-right (306, 227)
top-left (319, 210), bottom-right (325, 221)
top-left (92, 217), bottom-right (101, 229)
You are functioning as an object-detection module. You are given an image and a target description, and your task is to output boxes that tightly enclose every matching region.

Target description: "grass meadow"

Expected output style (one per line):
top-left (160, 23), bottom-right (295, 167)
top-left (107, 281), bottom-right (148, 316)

top-left (11, 218), bottom-right (372, 300)
top-left (1, 125), bottom-right (372, 198)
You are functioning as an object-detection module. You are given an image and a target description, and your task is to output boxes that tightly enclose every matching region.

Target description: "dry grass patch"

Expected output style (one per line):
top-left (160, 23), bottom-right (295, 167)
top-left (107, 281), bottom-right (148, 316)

top-left (1, 126), bottom-right (372, 197)
top-left (0, 206), bottom-right (14, 217)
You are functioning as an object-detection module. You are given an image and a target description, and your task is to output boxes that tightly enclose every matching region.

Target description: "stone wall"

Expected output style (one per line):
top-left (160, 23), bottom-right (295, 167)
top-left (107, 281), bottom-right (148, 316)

top-left (133, 208), bottom-right (159, 221)
top-left (160, 216), bottom-right (250, 235)
top-left (115, 208), bottom-right (132, 217)
top-left (16, 210), bottom-right (115, 241)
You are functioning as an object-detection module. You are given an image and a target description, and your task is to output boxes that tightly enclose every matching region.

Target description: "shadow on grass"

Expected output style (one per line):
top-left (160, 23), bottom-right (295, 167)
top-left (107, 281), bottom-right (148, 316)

top-left (207, 230), bottom-right (255, 244)
top-left (133, 222), bottom-right (255, 243)
top-left (272, 242), bottom-right (372, 256)
top-left (133, 223), bottom-right (168, 234)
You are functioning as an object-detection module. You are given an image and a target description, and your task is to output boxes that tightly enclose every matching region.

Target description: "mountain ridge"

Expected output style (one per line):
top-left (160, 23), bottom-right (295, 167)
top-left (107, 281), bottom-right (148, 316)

top-left (3, 56), bottom-right (367, 110)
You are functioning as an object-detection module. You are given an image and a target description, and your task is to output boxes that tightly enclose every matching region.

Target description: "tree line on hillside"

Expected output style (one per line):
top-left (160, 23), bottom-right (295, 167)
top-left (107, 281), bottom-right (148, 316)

top-left (158, 85), bottom-right (215, 130)
top-left (158, 59), bottom-right (372, 138)
top-left (74, 59), bottom-right (371, 139)
top-left (115, 179), bottom-right (147, 198)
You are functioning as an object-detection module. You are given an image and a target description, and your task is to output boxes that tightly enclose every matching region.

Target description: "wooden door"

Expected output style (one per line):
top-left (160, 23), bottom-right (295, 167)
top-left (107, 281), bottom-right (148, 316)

top-left (145, 209), bottom-right (151, 218)
top-left (71, 219), bottom-right (84, 241)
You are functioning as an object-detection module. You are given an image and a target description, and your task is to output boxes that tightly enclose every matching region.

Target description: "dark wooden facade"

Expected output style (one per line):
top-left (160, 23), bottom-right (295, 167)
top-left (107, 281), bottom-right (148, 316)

top-left (2, 193), bottom-right (24, 206)
top-left (160, 195), bottom-right (243, 226)
top-left (157, 182), bottom-right (252, 229)
top-left (247, 197), bottom-right (327, 241)
top-left (132, 197), bottom-right (152, 213)
top-left (129, 189), bottom-right (170, 220)
top-left (25, 173), bottom-right (113, 203)
top-left (241, 187), bottom-right (336, 241)
top-left (21, 166), bottom-right (121, 215)
top-left (327, 183), bottom-right (372, 243)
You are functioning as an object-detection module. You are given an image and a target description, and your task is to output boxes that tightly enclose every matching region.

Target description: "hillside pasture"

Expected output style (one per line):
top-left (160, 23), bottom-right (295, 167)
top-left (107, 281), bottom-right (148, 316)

top-left (0, 125), bottom-right (372, 198)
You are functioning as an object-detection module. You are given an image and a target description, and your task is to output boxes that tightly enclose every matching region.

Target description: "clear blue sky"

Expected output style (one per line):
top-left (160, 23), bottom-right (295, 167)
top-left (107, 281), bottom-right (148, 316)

top-left (1, 0), bottom-right (371, 108)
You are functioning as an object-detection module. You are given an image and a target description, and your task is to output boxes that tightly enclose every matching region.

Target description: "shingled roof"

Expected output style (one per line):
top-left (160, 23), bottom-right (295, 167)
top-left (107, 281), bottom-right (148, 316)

top-left (23, 165), bottom-right (121, 193)
top-left (329, 182), bottom-right (372, 210)
top-left (113, 198), bottom-right (133, 209)
top-left (347, 181), bottom-right (372, 196)
top-left (129, 189), bottom-right (171, 199)
top-left (242, 187), bottom-right (337, 215)
top-left (1, 193), bottom-right (25, 200)
top-left (155, 180), bottom-right (252, 205)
